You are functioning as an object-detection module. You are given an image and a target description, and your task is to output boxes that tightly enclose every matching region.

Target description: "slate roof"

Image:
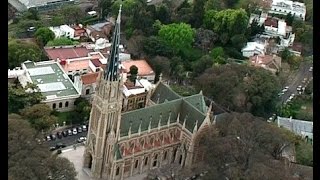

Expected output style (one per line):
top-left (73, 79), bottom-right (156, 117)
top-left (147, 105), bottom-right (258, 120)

top-left (150, 82), bottom-right (181, 104)
top-left (120, 82), bottom-right (208, 137)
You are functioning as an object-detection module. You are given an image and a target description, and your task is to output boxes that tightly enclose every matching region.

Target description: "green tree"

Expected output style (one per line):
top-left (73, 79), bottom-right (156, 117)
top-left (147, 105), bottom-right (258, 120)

top-left (158, 23), bottom-right (195, 54)
top-left (280, 48), bottom-right (293, 62)
top-left (192, 55), bottom-right (213, 77)
top-left (21, 103), bottom-right (57, 132)
top-left (50, 15), bottom-right (65, 26)
top-left (8, 115), bottom-right (77, 180)
top-left (156, 5), bottom-right (171, 24)
top-left (248, 19), bottom-right (265, 37)
top-left (129, 65), bottom-right (139, 82)
top-left (8, 83), bottom-right (44, 114)
top-left (230, 34), bottom-right (247, 50)
top-left (98, 0), bottom-right (113, 19)
top-left (22, 8), bottom-right (40, 21)
top-left (204, 0), bottom-right (226, 11)
top-left (296, 141), bottom-right (313, 166)
top-left (143, 36), bottom-right (174, 57)
top-left (8, 38), bottom-right (42, 69)
top-left (47, 37), bottom-right (79, 46)
top-left (209, 46), bottom-right (225, 59)
top-left (34, 27), bottom-right (55, 46)
top-left (194, 28), bottom-right (218, 51)
top-left (192, 0), bottom-right (206, 27)
top-left (195, 64), bottom-right (281, 117)
top-left (60, 5), bottom-right (85, 24)
top-left (69, 97), bottom-right (91, 124)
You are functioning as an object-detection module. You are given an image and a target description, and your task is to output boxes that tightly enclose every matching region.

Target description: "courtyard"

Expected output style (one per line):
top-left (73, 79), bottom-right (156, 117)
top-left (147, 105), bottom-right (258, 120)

top-left (60, 145), bottom-right (148, 180)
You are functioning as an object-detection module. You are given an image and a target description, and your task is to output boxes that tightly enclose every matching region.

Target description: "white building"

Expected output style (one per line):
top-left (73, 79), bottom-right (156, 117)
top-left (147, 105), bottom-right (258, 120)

top-left (241, 42), bottom-right (266, 58)
top-left (277, 116), bottom-right (313, 140)
top-left (269, 0), bottom-right (306, 20)
top-left (18, 60), bottom-right (81, 112)
top-left (49, 25), bottom-right (75, 39)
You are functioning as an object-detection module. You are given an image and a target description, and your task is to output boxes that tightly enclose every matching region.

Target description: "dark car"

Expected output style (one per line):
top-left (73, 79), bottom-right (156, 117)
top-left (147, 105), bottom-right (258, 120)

top-left (49, 146), bottom-right (57, 151)
top-left (56, 132), bottom-right (63, 139)
top-left (50, 134), bottom-right (56, 141)
top-left (78, 127), bottom-right (82, 133)
top-left (62, 131), bottom-right (68, 137)
top-left (56, 143), bottom-right (66, 149)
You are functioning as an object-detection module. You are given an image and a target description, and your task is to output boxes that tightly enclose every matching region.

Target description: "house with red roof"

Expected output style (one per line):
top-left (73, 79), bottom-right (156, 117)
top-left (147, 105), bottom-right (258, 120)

top-left (120, 60), bottom-right (156, 83)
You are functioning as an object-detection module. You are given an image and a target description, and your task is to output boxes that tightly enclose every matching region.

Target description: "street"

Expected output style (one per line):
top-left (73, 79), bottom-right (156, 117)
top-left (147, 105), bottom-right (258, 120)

top-left (45, 131), bottom-right (88, 147)
top-left (280, 61), bottom-right (313, 104)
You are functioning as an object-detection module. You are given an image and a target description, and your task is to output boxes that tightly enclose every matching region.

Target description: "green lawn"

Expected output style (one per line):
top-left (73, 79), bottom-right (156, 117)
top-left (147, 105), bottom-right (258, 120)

top-left (56, 111), bottom-right (72, 125)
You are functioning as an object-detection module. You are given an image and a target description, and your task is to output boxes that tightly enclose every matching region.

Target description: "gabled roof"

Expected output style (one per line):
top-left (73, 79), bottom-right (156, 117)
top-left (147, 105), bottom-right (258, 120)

top-left (183, 94), bottom-right (207, 114)
top-left (120, 99), bottom-right (182, 137)
top-left (119, 82), bottom-right (209, 136)
top-left (150, 82), bottom-right (181, 104)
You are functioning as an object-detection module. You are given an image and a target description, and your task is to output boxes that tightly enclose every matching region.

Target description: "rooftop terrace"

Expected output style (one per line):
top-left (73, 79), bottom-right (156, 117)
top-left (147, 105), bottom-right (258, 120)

top-left (23, 61), bottom-right (80, 100)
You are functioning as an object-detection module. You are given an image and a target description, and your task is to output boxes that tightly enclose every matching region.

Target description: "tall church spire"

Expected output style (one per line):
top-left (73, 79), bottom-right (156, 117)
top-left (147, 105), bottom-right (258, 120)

top-left (105, 5), bottom-right (122, 81)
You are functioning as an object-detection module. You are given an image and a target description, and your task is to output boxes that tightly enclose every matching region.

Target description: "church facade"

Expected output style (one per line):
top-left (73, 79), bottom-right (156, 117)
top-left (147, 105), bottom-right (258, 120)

top-left (83, 6), bottom-right (214, 180)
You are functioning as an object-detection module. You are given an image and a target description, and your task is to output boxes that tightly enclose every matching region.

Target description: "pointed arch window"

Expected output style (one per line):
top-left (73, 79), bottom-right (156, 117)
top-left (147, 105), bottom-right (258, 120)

top-left (116, 167), bottom-right (120, 175)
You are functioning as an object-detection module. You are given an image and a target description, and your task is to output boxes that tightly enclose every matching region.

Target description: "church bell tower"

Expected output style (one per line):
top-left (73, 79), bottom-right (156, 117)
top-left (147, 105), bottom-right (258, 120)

top-left (83, 5), bottom-right (123, 179)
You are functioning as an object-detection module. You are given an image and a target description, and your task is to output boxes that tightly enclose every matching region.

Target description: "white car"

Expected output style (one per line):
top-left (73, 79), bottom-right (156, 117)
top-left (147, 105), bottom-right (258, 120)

top-left (73, 128), bottom-right (78, 135)
top-left (309, 67), bottom-right (313, 72)
top-left (278, 92), bottom-right (284, 97)
top-left (282, 89), bottom-right (288, 92)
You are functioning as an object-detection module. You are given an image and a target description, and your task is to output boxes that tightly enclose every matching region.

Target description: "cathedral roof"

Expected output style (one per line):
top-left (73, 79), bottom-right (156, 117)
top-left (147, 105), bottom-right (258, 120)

top-left (120, 82), bottom-right (208, 137)
top-left (150, 82), bottom-right (181, 104)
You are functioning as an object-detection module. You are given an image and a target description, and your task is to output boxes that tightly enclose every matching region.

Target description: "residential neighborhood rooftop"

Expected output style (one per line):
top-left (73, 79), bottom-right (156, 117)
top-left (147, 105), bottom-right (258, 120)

top-left (45, 45), bottom-right (94, 60)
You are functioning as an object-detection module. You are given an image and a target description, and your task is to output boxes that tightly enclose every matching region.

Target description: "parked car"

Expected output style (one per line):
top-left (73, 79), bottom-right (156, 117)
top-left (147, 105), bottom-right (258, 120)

top-left (49, 146), bottom-right (57, 151)
top-left (78, 127), bottom-right (82, 133)
top-left (56, 143), bottom-right (66, 149)
top-left (50, 134), bottom-right (56, 141)
top-left (68, 129), bottom-right (73, 136)
top-left (62, 131), bottom-right (68, 137)
top-left (27, 26), bottom-right (36, 32)
top-left (56, 132), bottom-right (63, 139)
top-left (309, 67), bottom-right (313, 72)
top-left (82, 125), bottom-right (87, 131)
top-left (73, 128), bottom-right (78, 135)
top-left (77, 137), bottom-right (87, 143)
top-left (46, 135), bottom-right (51, 141)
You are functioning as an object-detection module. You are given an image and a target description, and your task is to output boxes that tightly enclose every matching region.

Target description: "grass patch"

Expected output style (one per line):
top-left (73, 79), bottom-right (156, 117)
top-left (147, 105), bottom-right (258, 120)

top-left (295, 141), bottom-right (313, 166)
top-left (55, 111), bottom-right (72, 125)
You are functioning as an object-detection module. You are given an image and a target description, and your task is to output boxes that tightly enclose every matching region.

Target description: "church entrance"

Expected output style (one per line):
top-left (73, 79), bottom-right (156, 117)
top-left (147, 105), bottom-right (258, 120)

top-left (84, 152), bottom-right (93, 169)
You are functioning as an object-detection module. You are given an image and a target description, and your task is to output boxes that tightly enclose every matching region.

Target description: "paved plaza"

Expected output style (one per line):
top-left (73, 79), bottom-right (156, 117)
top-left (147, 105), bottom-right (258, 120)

top-left (60, 145), bottom-right (148, 180)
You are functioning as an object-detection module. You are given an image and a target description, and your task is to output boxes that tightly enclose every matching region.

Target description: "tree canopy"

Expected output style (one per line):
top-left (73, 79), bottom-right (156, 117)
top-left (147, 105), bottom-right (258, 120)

top-left (21, 103), bottom-right (57, 132)
top-left (129, 65), bottom-right (139, 82)
top-left (8, 38), bottom-right (42, 69)
top-left (158, 23), bottom-right (195, 54)
top-left (194, 64), bottom-right (281, 117)
top-left (8, 83), bottom-right (44, 114)
top-left (34, 27), bottom-right (55, 46)
top-left (47, 37), bottom-right (80, 46)
top-left (198, 112), bottom-right (303, 179)
top-left (8, 115), bottom-right (77, 180)
top-left (204, 9), bottom-right (249, 38)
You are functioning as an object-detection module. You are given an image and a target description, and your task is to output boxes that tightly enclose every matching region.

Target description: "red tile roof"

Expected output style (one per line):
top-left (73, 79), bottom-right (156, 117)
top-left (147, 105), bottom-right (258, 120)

top-left (121, 60), bottom-right (154, 76)
top-left (264, 17), bottom-right (278, 28)
top-left (45, 46), bottom-right (93, 60)
top-left (81, 72), bottom-right (99, 85)
top-left (90, 59), bottom-right (103, 67)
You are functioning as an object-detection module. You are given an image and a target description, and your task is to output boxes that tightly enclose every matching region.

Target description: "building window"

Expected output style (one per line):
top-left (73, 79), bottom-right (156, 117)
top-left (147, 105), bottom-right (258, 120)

top-left (179, 155), bottom-right (183, 164)
top-left (65, 101), bottom-right (69, 107)
top-left (53, 103), bottom-right (56, 109)
top-left (153, 154), bottom-right (158, 167)
top-left (135, 160), bottom-right (139, 169)
top-left (144, 157), bottom-right (148, 166)
top-left (116, 167), bottom-right (120, 175)
top-left (59, 102), bottom-right (63, 108)
top-left (163, 151), bottom-right (167, 160)
top-left (86, 89), bottom-right (90, 95)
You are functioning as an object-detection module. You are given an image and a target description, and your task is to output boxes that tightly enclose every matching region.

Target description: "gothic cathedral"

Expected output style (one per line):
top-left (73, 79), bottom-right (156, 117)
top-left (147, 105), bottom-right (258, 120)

top-left (83, 5), bottom-right (215, 180)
